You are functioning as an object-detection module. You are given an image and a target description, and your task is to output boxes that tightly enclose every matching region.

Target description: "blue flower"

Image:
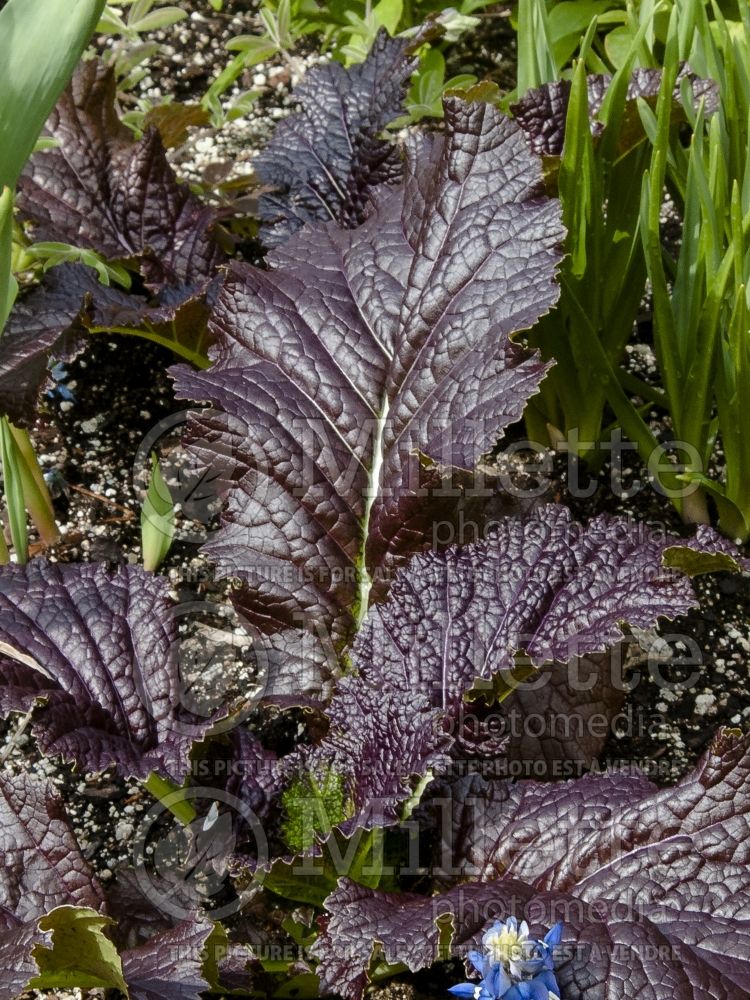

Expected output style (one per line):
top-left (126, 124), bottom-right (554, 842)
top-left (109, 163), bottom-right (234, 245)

top-left (449, 918), bottom-right (563, 1000)
top-left (46, 361), bottom-right (76, 403)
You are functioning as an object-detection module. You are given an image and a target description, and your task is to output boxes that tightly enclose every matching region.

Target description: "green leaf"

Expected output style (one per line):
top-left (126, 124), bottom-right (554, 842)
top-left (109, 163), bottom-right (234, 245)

top-left (129, 6), bottom-right (188, 32)
top-left (97, 8), bottom-right (129, 33)
top-left (0, 0), bottom-right (107, 192)
top-left (516, 0), bottom-right (558, 95)
top-left (258, 828), bottom-right (384, 907)
top-left (559, 59), bottom-right (595, 277)
top-left (0, 418), bottom-right (28, 563)
top-left (8, 423), bottom-right (60, 546)
top-left (258, 853), bottom-right (341, 908)
top-left (28, 906), bottom-right (127, 991)
top-left (604, 24), bottom-right (638, 68)
top-left (26, 242), bottom-right (132, 288)
top-left (281, 767), bottom-right (350, 853)
top-left (663, 542), bottom-right (747, 576)
top-left (143, 771), bottom-right (198, 826)
top-left (373, 0), bottom-right (402, 35)
top-left (0, 187), bottom-right (18, 332)
top-left (141, 453), bottom-right (175, 571)
top-left (548, 0), bottom-right (621, 67)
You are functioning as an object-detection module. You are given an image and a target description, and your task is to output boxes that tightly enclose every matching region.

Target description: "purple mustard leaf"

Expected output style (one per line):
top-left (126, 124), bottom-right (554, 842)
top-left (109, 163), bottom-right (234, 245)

top-left (277, 669), bottom-right (451, 835)
top-left (225, 726), bottom-right (279, 824)
top-left (0, 263), bottom-right (89, 426)
top-left (0, 913), bottom-right (49, 1000)
top-left (349, 505), bottom-right (708, 722)
top-left (0, 770), bottom-right (104, 918)
top-left (252, 507), bottom-right (737, 834)
top-left (3, 57), bottom-right (225, 424)
top-left (513, 67), bottom-right (719, 157)
top-left (255, 29), bottom-right (416, 246)
top-left (0, 560), bottom-right (220, 780)
top-left (120, 913), bottom-right (214, 1000)
top-left (16, 59), bottom-right (223, 294)
top-left (313, 728), bottom-right (750, 999)
top-left (173, 97), bottom-right (564, 695)
top-left (0, 771), bottom-right (105, 999)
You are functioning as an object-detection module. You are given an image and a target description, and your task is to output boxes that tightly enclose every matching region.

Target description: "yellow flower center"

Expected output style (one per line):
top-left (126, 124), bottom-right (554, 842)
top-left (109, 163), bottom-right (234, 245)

top-left (483, 925), bottom-right (528, 967)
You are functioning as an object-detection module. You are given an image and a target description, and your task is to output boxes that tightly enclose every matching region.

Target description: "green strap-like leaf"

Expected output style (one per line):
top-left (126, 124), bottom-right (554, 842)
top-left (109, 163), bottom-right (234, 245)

top-left (0, 0), bottom-right (107, 192)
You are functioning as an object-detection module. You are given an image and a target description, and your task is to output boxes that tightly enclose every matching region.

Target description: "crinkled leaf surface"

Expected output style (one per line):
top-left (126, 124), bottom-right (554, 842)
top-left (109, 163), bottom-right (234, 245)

top-left (278, 670), bottom-right (451, 834)
top-left (0, 560), bottom-right (215, 780)
top-left (276, 507), bottom-right (727, 832)
top-left (0, 263), bottom-right (88, 426)
top-left (350, 505), bottom-right (712, 719)
top-left (225, 726), bottom-right (279, 824)
top-left (120, 914), bottom-right (214, 1000)
top-left (0, 772), bottom-right (104, 998)
top-left (0, 254), bottom-right (219, 425)
top-left (174, 97), bottom-right (564, 692)
top-left (17, 59), bottom-right (223, 295)
top-left (2, 58), bottom-right (224, 423)
top-left (254, 30), bottom-right (415, 246)
top-left (105, 865), bottom-right (185, 950)
top-left (313, 729), bottom-right (750, 999)
top-left (0, 261), bottom-right (216, 425)
top-left (0, 912), bottom-right (48, 1000)
top-left (513, 67), bottom-right (719, 158)
top-left (454, 649), bottom-right (625, 777)
top-left (0, 771), bottom-right (104, 919)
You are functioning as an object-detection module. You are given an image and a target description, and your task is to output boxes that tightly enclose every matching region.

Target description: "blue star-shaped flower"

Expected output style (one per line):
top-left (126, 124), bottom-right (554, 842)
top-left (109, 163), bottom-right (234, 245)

top-left (448, 918), bottom-right (563, 1000)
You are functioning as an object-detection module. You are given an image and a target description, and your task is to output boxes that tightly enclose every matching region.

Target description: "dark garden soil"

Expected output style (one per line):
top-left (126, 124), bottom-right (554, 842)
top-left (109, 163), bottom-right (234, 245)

top-left (7, 5), bottom-right (750, 999)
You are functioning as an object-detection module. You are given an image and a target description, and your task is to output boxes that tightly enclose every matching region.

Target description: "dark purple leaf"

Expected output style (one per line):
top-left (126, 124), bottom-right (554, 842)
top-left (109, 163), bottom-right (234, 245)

top-left (458, 649), bottom-right (625, 777)
top-left (0, 770), bottom-right (104, 916)
top-left (86, 267), bottom-right (219, 365)
top-left (1, 261), bottom-right (218, 412)
top-left (0, 260), bottom-right (214, 426)
top-left (0, 771), bottom-right (104, 999)
top-left (313, 728), bottom-right (750, 999)
top-left (278, 670), bottom-right (450, 834)
top-left (120, 914), bottom-right (214, 1000)
top-left (17, 59), bottom-right (223, 294)
top-left (255, 30), bottom-right (415, 246)
top-left (0, 914), bottom-right (48, 1000)
top-left (513, 67), bottom-right (719, 157)
top-left (350, 505), bottom-right (709, 722)
top-left (174, 97), bottom-right (565, 693)
top-left (274, 506), bottom-right (730, 831)
top-left (225, 727), bottom-right (279, 823)
top-left (312, 877), bottom-right (472, 1000)
top-left (511, 79), bottom-right (570, 160)
top-left (0, 264), bottom-right (88, 426)
top-left (105, 866), bottom-right (184, 951)
top-left (3, 58), bottom-right (224, 423)
top-left (0, 560), bottom-right (218, 780)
